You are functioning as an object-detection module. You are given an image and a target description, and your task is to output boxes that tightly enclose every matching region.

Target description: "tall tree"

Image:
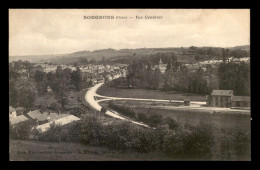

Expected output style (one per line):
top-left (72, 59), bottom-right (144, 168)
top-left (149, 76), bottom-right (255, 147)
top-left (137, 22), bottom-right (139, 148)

top-left (34, 70), bottom-right (47, 95)
top-left (14, 79), bottom-right (38, 108)
top-left (71, 67), bottom-right (82, 91)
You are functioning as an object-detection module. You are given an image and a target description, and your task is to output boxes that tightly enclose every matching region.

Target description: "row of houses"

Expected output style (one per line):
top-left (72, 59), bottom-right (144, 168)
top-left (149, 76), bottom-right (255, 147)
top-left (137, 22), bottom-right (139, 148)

top-left (206, 90), bottom-right (250, 108)
top-left (9, 107), bottom-right (80, 133)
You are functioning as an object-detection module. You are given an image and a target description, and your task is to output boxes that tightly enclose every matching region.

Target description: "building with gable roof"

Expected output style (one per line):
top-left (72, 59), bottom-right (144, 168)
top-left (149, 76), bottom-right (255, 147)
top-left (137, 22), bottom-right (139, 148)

top-left (206, 90), bottom-right (250, 108)
top-left (34, 115), bottom-right (80, 133)
top-left (206, 90), bottom-right (233, 107)
top-left (10, 115), bottom-right (29, 126)
top-left (9, 106), bottom-right (17, 118)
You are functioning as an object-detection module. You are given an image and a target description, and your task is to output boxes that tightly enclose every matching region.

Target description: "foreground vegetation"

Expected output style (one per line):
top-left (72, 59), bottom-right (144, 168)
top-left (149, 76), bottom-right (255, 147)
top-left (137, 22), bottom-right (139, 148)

top-left (10, 105), bottom-right (250, 160)
top-left (10, 140), bottom-right (172, 161)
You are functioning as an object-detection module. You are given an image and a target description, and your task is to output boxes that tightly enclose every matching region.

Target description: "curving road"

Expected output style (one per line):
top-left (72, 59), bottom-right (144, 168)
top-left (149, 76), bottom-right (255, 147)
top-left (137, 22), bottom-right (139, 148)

top-left (85, 83), bottom-right (149, 127)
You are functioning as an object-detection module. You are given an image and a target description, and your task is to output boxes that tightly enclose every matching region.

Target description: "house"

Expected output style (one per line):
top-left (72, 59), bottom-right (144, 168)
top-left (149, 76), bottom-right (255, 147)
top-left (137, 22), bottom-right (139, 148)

top-left (26, 110), bottom-right (70, 124)
top-left (34, 115), bottom-right (80, 133)
top-left (207, 90), bottom-right (250, 108)
top-left (207, 90), bottom-right (233, 107)
top-left (26, 110), bottom-right (47, 122)
top-left (41, 112), bottom-right (70, 122)
top-left (9, 106), bottom-right (16, 118)
top-left (231, 96), bottom-right (250, 108)
top-left (10, 115), bottom-right (29, 126)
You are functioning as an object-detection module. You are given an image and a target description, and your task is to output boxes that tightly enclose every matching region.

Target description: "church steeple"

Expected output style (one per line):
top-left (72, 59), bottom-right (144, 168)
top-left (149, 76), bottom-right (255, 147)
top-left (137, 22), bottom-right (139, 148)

top-left (159, 58), bottom-right (163, 65)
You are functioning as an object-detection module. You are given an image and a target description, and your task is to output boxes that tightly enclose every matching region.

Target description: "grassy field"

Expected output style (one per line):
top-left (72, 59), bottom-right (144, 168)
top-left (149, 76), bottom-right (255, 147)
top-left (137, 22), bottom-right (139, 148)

top-left (97, 86), bottom-right (206, 101)
top-left (100, 100), bottom-right (250, 131)
top-left (9, 139), bottom-right (173, 161)
top-left (135, 107), bottom-right (250, 130)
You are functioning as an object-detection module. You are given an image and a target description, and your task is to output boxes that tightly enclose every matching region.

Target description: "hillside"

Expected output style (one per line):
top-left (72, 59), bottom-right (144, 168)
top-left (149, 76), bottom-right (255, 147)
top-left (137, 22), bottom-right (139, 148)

top-left (9, 45), bottom-right (250, 65)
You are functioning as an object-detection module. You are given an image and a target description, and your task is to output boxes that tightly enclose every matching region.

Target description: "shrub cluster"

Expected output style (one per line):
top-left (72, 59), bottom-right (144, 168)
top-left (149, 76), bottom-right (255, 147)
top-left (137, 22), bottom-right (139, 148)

top-left (108, 101), bottom-right (136, 119)
top-left (9, 121), bottom-right (33, 140)
top-left (78, 114), bottom-right (250, 160)
top-left (10, 109), bottom-right (250, 160)
top-left (79, 114), bottom-right (167, 153)
top-left (35, 121), bottom-right (81, 143)
top-left (108, 101), bottom-right (179, 129)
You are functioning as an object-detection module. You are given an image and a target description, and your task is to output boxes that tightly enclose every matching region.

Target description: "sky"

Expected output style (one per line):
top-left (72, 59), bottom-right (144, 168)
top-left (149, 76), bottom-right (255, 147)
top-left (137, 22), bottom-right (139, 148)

top-left (9, 9), bottom-right (250, 56)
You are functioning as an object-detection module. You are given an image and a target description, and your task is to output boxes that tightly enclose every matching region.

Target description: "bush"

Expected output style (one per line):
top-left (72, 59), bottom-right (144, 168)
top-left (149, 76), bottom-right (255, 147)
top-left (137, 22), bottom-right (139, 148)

top-left (49, 102), bottom-right (61, 112)
top-left (162, 117), bottom-right (179, 130)
top-left (146, 109), bottom-right (163, 127)
top-left (101, 106), bottom-right (107, 113)
top-left (9, 122), bottom-right (33, 140)
top-left (79, 114), bottom-right (102, 145)
top-left (182, 121), bottom-right (215, 159)
top-left (162, 128), bottom-right (191, 158)
top-left (108, 101), bottom-right (136, 119)
top-left (79, 114), bottom-right (166, 153)
top-left (212, 128), bottom-right (250, 160)
top-left (137, 112), bottom-right (148, 122)
top-left (37, 122), bottom-right (63, 142)
top-left (37, 121), bottom-right (81, 143)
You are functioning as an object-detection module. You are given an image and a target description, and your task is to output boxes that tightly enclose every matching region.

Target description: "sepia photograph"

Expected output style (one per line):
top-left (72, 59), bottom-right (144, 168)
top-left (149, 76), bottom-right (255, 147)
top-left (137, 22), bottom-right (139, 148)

top-left (9, 9), bottom-right (250, 161)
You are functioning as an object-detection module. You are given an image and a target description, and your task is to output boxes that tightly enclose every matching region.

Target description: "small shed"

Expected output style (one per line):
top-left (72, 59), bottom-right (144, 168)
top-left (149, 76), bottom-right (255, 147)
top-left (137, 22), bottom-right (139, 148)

top-left (231, 96), bottom-right (250, 107)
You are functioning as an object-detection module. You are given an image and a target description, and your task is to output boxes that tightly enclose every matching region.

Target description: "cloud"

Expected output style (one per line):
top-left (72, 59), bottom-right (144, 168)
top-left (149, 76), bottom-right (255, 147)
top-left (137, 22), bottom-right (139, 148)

top-left (9, 9), bottom-right (250, 56)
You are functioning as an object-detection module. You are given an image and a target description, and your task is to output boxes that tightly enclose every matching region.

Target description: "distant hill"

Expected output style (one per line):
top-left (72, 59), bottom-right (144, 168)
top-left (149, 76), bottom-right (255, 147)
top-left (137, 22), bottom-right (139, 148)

top-left (9, 45), bottom-right (250, 64)
top-left (228, 45), bottom-right (250, 51)
top-left (9, 54), bottom-right (67, 63)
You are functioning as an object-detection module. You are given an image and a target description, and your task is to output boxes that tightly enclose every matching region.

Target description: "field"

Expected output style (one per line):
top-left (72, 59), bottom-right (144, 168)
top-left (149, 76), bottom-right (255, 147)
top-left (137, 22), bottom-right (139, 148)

top-left (100, 100), bottom-right (250, 131)
top-left (9, 140), bottom-right (172, 161)
top-left (97, 86), bottom-right (206, 101)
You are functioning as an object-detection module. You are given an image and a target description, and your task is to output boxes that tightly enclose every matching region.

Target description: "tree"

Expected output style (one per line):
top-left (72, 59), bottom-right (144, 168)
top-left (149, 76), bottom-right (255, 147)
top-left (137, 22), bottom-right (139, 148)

top-left (187, 68), bottom-right (209, 94)
top-left (52, 66), bottom-right (70, 108)
top-left (151, 68), bottom-right (161, 89)
top-left (14, 79), bottom-right (38, 108)
top-left (89, 59), bottom-right (96, 64)
top-left (71, 67), bottom-right (82, 91)
top-left (218, 62), bottom-right (250, 96)
top-left (34, 70), bottom-right (47, 95)
top-left (46, 72), bottom-right (56, 88)
top-left (222, 49), bottom-right (230, 63)
top-left (145, 63), bottom-right (153, 89)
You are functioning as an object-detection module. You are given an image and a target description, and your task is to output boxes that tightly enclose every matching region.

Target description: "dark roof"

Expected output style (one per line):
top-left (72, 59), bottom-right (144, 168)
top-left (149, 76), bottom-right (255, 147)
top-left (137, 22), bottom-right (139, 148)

top-left (231, 96), bottom-right (250, 102)
top-left (211, 90), bottom-right (233, 96)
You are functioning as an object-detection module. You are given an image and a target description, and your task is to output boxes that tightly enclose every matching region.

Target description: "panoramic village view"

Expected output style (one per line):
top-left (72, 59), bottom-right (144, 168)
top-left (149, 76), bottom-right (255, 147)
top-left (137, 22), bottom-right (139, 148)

top-left (9, 9), bottom-right (250, 161)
